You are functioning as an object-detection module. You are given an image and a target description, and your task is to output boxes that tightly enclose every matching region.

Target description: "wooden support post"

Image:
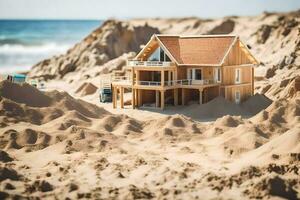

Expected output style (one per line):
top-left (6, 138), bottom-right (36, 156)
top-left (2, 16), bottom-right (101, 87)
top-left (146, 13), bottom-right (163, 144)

top-left (199, 88), bottom-right (203, 105)
top-left (136, 70), bottom-right (140, 85)
top-left (138, 89), bottom-right (142, 107)
top-left (135, 89), bottom-right (138, 107)
top-left (114, 87), bottom-right (118, 109)
top-left (174, 88), bottom-right (178, 106)
top-left (172, 70), bottom-right (174, 80)
top-left (161, 70), bottom-right (165, 86)
top-left (113, 86), bottom-right (116, 109)
top-left (131, 68), bottom-right (135, 85)
top-left (182, 88), bottom-right (185, 105)
top-left (161, 90), bottom-right (165, 110)
top-left (132, 88), bottom-right (135, 109)
top-left (136, 89), bottom-right (139, 107)
top-left (156, 90), bottom-right (159, 108)
top-left (168, 71), bottom-right (171, 86)
top-left (120, 87), bottom-right (124, 109)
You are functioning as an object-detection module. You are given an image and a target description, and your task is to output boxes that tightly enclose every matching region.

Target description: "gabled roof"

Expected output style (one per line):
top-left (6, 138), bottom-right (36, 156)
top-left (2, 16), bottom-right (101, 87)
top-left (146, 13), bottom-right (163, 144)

top-left (136, 34), bottom-right (258, 66)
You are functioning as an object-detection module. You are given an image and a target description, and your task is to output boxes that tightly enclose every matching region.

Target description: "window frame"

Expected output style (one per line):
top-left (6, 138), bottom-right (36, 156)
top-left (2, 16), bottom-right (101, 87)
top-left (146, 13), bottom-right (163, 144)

top-left (214, 68), bottom-right (221, 83)
top-left (235, 90), bottom-right (241, 104)
top-left (235, 68), bottom-right (241, 84)
top-left (194, 69), bottom-right (202, 80)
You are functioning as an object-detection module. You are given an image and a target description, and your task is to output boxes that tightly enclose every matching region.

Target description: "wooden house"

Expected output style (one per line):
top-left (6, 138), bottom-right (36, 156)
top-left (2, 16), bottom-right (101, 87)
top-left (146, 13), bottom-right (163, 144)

top-left (112, 34), bottom-right (258, 109)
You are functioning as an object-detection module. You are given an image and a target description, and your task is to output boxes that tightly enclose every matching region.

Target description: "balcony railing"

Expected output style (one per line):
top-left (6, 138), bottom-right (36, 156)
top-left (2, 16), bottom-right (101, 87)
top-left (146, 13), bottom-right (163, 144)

top-left (132, 79), bottom-right (218, 86)
top-left (127, 60), bottom-right (173, 67)
top-left (111, 73), bottom-right (219, 87)
top-left (136, 81), bottom-right (161, 86)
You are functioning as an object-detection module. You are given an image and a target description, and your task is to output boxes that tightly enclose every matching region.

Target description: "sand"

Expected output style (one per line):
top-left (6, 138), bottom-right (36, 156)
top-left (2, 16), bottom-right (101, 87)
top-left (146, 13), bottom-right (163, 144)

top-left (75, 82), bottom-right (98, 97)
top-left (0, 81), bottom-right (299, 199)
top-left (1, 10), bottom-right (300, 199)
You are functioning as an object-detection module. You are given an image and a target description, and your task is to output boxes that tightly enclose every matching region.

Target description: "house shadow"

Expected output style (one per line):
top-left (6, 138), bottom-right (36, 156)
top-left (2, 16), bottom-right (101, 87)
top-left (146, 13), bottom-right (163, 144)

top-left (135, 94), bottom-right (273, 122)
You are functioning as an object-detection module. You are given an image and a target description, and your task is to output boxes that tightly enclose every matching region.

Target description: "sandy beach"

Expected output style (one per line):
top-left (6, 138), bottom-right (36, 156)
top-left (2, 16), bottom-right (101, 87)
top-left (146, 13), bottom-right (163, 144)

top-left (1, 10), bottom-right (300, 199)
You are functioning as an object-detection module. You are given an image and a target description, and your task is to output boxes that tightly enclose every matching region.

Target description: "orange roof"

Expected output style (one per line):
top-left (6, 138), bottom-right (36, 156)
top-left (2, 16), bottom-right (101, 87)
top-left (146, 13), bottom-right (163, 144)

top-left (156, 35), bottom-right (236, 66)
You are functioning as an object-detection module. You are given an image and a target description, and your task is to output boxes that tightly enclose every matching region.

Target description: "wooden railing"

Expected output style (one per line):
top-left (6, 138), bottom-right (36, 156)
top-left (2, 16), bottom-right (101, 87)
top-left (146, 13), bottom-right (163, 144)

top-left (112, 77), bottom-right (218, 87)
top-left (165, 79), bottom-right (217, 86)
top-left (127, 60), bottom-right (173, 67)
top-left (136, 81), bottom-right (161, 86)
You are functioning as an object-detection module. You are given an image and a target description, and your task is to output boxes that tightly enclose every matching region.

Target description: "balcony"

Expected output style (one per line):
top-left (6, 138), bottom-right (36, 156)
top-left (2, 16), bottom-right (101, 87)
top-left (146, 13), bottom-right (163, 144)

top-left (134, 79), bottom-right (218, 87)
top-left (111, 74), bottom-right (219, 88)
top-left (176, 79), bottom-right (218, 85)
top-left (127, 60), bottom-right (173, 67)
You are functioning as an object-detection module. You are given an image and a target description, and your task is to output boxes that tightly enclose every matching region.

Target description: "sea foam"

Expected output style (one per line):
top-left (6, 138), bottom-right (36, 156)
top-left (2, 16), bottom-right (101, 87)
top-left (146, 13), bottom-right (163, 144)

top-left (0, 43), bottom-right (71, 55)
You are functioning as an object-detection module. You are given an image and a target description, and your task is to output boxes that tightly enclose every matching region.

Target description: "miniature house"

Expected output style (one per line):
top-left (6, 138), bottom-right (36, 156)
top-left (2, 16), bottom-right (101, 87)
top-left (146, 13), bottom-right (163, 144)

top-left (112, 34), bottom-right (258, 109)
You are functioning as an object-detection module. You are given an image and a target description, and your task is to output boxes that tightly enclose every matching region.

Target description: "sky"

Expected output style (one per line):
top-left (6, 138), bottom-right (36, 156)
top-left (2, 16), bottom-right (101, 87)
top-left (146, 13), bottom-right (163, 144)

top-left (0, 0), bottom-right (299, 19)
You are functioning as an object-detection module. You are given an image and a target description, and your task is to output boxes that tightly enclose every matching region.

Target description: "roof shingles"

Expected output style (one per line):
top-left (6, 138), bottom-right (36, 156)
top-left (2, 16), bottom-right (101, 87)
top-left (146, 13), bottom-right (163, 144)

top-left (157, 35), bottom-right (236, 65)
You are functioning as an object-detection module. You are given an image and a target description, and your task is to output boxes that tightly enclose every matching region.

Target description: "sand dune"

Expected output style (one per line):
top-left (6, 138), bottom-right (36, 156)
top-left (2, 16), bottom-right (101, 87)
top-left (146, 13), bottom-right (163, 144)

top-left (75, 82), bottom-right (98, 97)
top-left (0, 81), bottom-right (299, 199)
top-left (1, 10), bottom-right (300, 199)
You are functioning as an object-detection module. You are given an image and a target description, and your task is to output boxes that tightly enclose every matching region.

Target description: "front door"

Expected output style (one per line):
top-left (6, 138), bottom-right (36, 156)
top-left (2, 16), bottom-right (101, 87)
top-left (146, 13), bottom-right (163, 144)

top-left (188, 68), bottom-right (203, 84)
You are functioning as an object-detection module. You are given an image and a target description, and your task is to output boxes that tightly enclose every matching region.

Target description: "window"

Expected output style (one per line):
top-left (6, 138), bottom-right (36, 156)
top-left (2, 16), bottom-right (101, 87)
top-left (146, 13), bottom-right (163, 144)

top-left (160, 48), bottom-right (164, 61)
top-left (188, 69), bottom-right (202, 80)
top-left (214, 68), bottom-right (221, 83)
top-left (148, 47), bottom-right (171, 62)
top-left (235, 90), bottom-right (241, 104)
top-left (235, 68), bottom-right (241, 84)
top-left (165, 54), bottom-right (171, 61)
top-left (148, 48), bottom-right (160, 61)
top-left (187, 69), bottom-right (193, 80)
top-left (195, 69), bottom-right (202, 80)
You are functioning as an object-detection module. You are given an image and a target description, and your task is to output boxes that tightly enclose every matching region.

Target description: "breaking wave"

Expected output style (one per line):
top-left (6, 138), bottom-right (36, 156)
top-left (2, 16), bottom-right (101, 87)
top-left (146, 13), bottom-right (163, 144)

top-left (0, 43), bottom-right (71, 55)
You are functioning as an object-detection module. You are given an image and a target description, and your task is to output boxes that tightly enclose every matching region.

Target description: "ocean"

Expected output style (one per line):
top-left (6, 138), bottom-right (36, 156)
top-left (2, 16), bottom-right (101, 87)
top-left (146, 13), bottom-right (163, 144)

top-left (0, 20), bottom-right (102, 73)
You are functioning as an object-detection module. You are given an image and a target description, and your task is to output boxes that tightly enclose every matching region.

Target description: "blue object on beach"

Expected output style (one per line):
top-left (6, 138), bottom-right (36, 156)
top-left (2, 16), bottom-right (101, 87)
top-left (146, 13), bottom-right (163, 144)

top-left (13, 74), bottom-right (26, 84)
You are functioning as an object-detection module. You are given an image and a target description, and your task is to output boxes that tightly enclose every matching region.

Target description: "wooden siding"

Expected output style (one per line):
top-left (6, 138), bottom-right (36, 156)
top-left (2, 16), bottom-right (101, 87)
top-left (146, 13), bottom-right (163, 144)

top-left (177, 66), bottom-right (215, 80)
top-left (224, 84), bottom-right (252, 103)
top-left (177, 65), bottom-right (187, 80)
top-left (223, 40), bottom-right (252, 66)
top-left (141, 89), bottom-right (156, 104)
top-left (222, 66), bottom-right (252, 85)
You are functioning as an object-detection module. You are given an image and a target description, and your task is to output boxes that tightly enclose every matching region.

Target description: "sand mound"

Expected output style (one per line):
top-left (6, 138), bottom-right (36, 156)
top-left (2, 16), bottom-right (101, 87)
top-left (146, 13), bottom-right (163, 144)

top-left (183, 97), bottom-right (249, 119)
top-left (98, 115), bottom-right (124, 132)
top-left (207, 19), bottom-right (235, 34)
top-left (251, 97), bottom-right (300, 127)
top-left (143, 114), bottom-right (202, 140)
top-left (218, 123), bottom-right (269, 156)
top-left (1, 128), bottom-right (51, 151)
top-left (0, 167), bottom-right (21, 181)
top-left (0, 81), bottom-right (51, 107)
top-left (241, 93), bottom-right (273, 115)
top-left (75, 82), bottom-right (98, 97)
top-left (247, 128), bottom-right (300, 160)
top-left (28, 180), bottom-right (54, 193)
top-left (214, 115), bottom-right (243, 127)
top-left (251, 176), bottom-right (298, 199)
top-left (54, 94), bottom-right (107, 118)
top-left (0, 150), bottom-right (13, 162)
top-left (0, 81), bottom-right (109, 125)
top-left (57, 111), bottom-right (92, 130)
